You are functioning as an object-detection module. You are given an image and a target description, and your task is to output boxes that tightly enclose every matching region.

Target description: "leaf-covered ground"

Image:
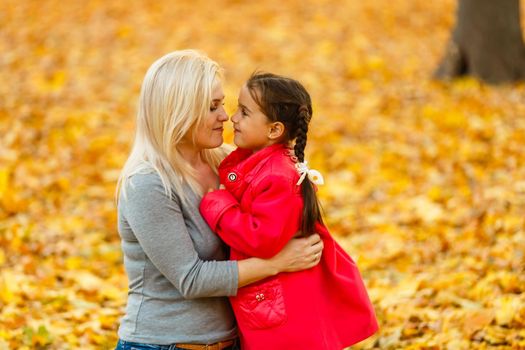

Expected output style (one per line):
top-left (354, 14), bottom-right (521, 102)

top-left (1, 1), bottom-right (524, 349)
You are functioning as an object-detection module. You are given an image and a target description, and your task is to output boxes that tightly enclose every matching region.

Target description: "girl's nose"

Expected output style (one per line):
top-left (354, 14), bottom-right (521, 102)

top-left (231, 111), bottom-right (239, 123)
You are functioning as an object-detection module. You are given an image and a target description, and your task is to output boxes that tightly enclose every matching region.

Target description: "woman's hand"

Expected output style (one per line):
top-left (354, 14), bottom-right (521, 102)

top-left (236, 234), bottom-right (324, 287)
top-left (270, 234), bottom-right (324, 273)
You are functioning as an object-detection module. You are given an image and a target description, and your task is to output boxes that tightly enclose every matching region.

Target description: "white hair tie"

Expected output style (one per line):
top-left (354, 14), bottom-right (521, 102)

top-left (295, 161), bottom-right (324, 186)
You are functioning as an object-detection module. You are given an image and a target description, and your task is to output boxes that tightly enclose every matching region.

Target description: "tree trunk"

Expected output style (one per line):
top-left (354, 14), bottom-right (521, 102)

top-left (435, 0), bottom-right (525, 84)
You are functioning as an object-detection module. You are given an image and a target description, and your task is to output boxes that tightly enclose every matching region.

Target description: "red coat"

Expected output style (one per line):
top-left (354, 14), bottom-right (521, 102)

top-left (200, 144), bottom-right (378, 350)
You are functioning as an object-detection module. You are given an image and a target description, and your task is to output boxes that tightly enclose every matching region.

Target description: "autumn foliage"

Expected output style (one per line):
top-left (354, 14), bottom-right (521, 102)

top-left (1, 1), bottom-right (524, 349)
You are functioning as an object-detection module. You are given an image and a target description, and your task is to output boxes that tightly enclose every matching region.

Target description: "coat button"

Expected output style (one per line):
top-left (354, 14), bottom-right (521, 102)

top-left (227, 172), bottom-right (237, 182)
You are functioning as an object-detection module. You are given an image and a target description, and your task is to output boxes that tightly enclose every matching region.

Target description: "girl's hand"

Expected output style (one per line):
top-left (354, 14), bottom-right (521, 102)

top-left (270, 234), bottom-right (323, 273)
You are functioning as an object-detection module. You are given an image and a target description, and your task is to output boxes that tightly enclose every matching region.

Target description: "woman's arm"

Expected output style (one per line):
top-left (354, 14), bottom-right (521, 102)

top-left (122, 174), bottom-right (240, 299)
top-left (122, 174), bottom-right (322, 298)
top-left (237, 234), bottom-right (323, 287)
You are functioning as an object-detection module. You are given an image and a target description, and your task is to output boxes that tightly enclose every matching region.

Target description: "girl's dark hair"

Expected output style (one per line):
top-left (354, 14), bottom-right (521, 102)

top-left (246, 72), bottom-right (324, 236)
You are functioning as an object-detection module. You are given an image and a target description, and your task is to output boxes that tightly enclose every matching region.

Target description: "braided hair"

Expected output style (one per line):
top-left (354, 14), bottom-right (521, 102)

top-left (246, 72), bottom-right (323, 236)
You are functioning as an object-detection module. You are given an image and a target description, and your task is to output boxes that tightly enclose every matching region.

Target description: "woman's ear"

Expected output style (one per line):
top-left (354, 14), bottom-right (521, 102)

top-left (268, 122), bottom-right (285, 140)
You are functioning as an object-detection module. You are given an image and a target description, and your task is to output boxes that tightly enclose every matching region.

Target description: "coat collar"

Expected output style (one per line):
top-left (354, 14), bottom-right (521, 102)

top-left (219, 143), bottom-right (292, 199)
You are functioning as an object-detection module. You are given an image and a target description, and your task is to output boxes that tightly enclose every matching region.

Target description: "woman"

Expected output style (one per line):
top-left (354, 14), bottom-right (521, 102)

top-left (114, 50), bottom-right (324, 350)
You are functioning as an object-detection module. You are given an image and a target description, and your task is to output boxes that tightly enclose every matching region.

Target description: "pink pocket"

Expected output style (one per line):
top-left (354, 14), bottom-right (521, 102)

top-left (234, 278), bottom-right (287, 329)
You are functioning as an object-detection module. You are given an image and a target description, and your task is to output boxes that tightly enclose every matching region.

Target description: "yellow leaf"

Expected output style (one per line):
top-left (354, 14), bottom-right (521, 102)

top-left (65, 257), bottom-right (83, 270)
top-left (34, 70), bottom-right (67, 93)
top-left (427, 186), bottom-right (443, 201)
top-left (0, 271), bottom-right (20, 304)
top-left (494, 295), bottom-right (521, 326)
top-left (100, 285), bottom-right (124, 301)
top-left (73, 271), bottom-right (104, 293)
top-left (462, 309), bottom-right (494, 336)
top-left (0, 168), bottom-right (8, 198)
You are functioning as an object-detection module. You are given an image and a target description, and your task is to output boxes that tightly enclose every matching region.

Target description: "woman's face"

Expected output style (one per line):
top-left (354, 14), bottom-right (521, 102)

top-left (193, 80), bottom-right (229, 149)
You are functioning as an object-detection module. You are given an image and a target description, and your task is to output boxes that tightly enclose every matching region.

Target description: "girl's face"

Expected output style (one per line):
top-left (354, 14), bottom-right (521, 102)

top-left (231, 85), bottom-right (274, 151)
top-left (192, 80), bottom-right (229, 149)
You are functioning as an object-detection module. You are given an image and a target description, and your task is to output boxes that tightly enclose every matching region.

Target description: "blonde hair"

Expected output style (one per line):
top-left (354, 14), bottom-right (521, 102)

top-left (116, 50), bottom-right (228, 203)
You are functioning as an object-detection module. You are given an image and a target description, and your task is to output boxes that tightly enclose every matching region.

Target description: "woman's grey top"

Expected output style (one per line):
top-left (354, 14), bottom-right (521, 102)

top-left (117, 172), bottom-right (239, 345)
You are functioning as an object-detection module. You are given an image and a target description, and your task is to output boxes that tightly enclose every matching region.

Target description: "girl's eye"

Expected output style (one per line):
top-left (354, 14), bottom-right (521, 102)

top-left (241, 108), bottom-right (248, 116)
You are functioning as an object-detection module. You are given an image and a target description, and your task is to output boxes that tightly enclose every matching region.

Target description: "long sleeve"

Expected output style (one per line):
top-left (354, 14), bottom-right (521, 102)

top-left (200, 174), bottom-right (303, 259)
top-left (120, 174), bottom-right (238, 299)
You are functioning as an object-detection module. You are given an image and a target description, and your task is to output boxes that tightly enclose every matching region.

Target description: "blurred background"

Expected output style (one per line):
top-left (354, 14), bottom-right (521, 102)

top-left (0, 0), bottom-right (524, 349)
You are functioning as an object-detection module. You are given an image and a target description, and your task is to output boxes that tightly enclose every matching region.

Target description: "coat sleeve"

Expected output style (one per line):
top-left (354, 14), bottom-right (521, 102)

top-left (200, 174), bottom-right (303, 259)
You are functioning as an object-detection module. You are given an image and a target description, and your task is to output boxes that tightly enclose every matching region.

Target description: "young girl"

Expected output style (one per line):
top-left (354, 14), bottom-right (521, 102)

top-left (199, 73), bottom-right (378, 349)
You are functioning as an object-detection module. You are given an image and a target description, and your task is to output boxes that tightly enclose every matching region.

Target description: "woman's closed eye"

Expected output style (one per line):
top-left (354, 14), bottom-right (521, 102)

top-left (210, 102), bottom-right (225, 112)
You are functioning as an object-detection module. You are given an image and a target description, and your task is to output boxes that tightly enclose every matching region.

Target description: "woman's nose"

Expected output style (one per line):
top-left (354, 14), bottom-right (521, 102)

top-left (218, 108), bottom-right (229, 121)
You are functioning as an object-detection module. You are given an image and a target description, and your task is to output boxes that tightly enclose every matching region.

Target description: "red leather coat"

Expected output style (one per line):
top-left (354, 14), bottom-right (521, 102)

top-left (200, 144), bottom-right (378, 350)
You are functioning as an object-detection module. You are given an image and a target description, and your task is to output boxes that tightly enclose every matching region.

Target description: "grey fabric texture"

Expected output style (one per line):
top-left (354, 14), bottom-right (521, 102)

top-left (117, 172), bottom-right (238, 344)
